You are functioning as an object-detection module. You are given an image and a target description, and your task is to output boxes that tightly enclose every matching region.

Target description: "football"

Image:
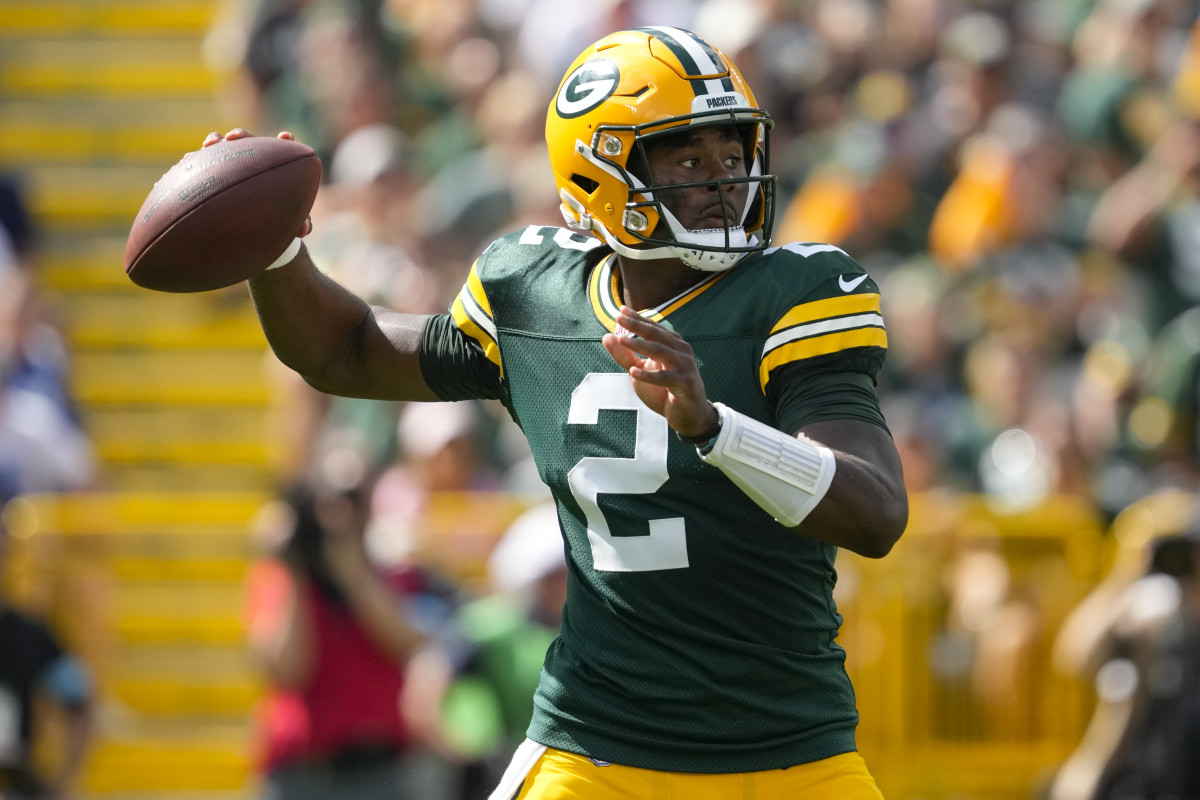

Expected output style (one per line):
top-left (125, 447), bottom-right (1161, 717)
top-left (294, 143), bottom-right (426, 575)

top-left (124, 136), bottom-right (322, 292)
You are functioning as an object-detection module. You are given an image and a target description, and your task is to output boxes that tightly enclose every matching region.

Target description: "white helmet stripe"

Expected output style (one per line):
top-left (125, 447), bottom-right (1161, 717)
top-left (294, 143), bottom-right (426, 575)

top-left (640, 26), bottom-right (731, 96)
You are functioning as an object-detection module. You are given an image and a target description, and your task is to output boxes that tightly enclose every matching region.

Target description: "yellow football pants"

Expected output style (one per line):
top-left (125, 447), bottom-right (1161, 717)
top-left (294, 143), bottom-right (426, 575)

top-left (490, 740), bottom-right (885, 800)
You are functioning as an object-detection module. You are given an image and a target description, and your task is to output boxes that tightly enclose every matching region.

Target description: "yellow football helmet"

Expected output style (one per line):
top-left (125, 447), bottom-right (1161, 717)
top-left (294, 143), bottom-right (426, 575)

top-left (546, 27), bottom-right (776, 272)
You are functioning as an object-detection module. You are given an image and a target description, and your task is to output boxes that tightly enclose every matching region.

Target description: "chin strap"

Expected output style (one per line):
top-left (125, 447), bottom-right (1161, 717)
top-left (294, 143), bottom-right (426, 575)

top-left (698, 403), bottom-right (836, 527)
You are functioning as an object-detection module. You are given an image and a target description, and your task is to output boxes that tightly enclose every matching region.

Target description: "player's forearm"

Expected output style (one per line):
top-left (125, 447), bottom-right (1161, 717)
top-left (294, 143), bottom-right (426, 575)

top-left (698, 409), bottom-right (907, 557)
top-left (791, 418), bottom-right (907, 557)
top-left (246, 249), bottom-right (438, 401)
top-left (797, 449), bottom-right (908, 558)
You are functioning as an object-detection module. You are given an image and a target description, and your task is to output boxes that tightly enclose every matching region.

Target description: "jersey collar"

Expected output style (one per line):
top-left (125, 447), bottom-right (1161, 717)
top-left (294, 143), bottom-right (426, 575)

top-left (588, 254), bottom-right (733, 333)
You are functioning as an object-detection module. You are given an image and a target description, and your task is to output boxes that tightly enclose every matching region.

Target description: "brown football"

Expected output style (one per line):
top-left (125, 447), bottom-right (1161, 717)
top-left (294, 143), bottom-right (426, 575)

top-left (124, 136), bottom-right (321, 292)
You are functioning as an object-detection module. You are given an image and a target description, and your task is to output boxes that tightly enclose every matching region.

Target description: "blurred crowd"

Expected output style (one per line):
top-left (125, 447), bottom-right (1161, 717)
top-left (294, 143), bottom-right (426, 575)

top-left (198, 0), bottom-right (1200, 523)
top-left (2, 0), bottom-right (1200, 797)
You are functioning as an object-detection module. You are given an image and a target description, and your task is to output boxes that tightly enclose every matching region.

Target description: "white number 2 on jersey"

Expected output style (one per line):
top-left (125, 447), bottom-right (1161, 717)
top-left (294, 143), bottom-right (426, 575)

top-left (567, 373), bottom-right (689, 572)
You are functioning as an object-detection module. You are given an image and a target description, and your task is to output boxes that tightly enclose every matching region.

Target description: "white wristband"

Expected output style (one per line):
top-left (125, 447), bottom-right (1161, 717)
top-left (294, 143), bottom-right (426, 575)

top-left (265, 237), bottom-right (303, 270)
top-left (699, 402), bottom-right (836, 527)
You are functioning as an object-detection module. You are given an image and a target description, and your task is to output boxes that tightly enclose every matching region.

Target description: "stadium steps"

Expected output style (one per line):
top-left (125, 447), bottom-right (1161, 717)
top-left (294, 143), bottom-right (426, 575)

top-left (5, 491), bottom-right (269, 797)
top-left (0, 4), bottom-right (275, 798)
top-left (0, 99), bottom-right (222, 167)
top-left (83, 723), bottom-right (254, 795)
top-left (0, 2), bottom-right (275, 490)
top-left (56, 288), bottom-right (267, 350)
top-left (0, 1), bottom-right (215, 36)
top-left (0, 38), bottom-right (218, 96)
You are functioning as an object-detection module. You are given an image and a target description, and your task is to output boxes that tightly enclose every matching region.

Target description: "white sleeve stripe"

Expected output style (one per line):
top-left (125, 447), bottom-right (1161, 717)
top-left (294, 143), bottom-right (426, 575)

top-left (460, 287), bottom-right (499, 343)
top-left (762, 313), bottom-right (885, 356)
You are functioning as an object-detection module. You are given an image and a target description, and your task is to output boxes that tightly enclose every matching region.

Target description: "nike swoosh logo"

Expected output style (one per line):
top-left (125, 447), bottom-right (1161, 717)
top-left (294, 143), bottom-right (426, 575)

top-left (838, 274), bottom-right (869, 292)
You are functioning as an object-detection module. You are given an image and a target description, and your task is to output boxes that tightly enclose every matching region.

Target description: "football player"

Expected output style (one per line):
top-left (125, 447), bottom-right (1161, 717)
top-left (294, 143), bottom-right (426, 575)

top-left (206, 26), bottom-right (907, 800)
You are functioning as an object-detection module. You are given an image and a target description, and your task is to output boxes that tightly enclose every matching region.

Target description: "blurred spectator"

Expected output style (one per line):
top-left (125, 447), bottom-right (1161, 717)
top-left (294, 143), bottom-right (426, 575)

top-left (244, 446), bottom-right (457, 800)
top-left (1086, 116), bottom-right (1200, 334)
top-left (319, 122), bottom-right (450, 315)
top-left (0, 270), bottom-right (96, 499)
top-left (403, 502), bottom-right (566, 800)
top-left (409, 68), bottom-right (557, 270)
top-left (370, 401), bottom-right (502, 524)
top-left (1119, 303), bottom-right (1200, 489)
top-left (0, 177), bottom-right (35, 273)
top-left (1051, 488), bottom-right (1200, 800)
top-left (0, 512), bottom-right (94, 800)
top-left (207, 0), bottom-right (402, 163)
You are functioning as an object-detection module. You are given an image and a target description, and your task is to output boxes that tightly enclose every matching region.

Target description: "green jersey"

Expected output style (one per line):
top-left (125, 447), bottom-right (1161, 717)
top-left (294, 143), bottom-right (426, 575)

top-left (419, 226), bottom-right (889, 773)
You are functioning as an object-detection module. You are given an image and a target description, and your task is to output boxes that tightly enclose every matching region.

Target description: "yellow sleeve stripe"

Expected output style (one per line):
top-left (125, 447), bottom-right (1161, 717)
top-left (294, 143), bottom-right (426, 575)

top-left (464, 262), bottom-right (493, 317)
top-left (589, 255), bottom-right (620, 332)
top-left (450, 262), bottom-right (503, 375)
top-left (758, 327), bottom-right (888, 392)
top-left (769, 293), bottom-right (881, 335)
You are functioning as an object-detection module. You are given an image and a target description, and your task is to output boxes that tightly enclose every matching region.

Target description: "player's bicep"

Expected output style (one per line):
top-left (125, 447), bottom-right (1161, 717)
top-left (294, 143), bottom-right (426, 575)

top-left (800, 417), bottom-right (901, 475)
top-left (348, 306), bottom-right (442, 401)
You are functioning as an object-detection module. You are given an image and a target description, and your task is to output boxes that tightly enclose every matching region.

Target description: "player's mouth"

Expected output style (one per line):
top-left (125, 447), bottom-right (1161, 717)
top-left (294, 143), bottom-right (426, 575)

top-left (695, 202), bottom-right (736, 229)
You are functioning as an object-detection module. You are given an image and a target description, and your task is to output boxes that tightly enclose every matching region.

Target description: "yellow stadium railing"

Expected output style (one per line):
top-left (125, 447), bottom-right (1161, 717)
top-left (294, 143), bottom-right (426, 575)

top-left (2, 490), bottom-right (1110, 799)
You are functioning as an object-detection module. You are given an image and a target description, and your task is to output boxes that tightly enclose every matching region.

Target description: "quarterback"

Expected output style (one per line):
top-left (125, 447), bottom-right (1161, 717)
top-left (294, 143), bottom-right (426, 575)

top-left (207, 26), bottom-right (907, 800)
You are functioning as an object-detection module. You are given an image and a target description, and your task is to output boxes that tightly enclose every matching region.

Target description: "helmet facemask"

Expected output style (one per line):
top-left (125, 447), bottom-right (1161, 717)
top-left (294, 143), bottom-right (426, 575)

top-left (566, 111), bottom-right (776, 272)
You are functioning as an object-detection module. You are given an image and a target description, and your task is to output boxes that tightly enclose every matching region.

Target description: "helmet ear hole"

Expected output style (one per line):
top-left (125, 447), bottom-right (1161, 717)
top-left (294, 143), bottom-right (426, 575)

top-left (571, 174), bottom-right (600, 194)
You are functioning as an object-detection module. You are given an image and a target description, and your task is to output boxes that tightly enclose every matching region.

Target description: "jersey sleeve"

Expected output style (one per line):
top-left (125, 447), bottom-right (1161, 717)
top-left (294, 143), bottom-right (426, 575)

top-left (772, 369), bottom-right (889, 435)
top-left (418, 258), bottom-right (506, 402)
top-left (757, 243), bottom-right (888, 393)
top-left (755, 243), bottom-right (890, 432)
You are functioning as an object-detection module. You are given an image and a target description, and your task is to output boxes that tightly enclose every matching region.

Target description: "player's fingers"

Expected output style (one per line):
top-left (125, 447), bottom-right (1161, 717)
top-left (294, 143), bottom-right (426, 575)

top-left (616, 311), bottom-right (694, 367)
top-left (615, 308), bottom-right (686, 349)
top-left (277, 131), bottom-right (295, 141)
top-left (615, 308), bottom-right (662, 336)
top-left (628, 364), bottom-right (675, 386)
top-left (202, 131), bottom-right (221, 147)
top-left (621, 335), bottom-right (673, 361)
top-left (223, 128), bottom-right (253, 140)
top-left (602, 333), bottom-right (643, 371)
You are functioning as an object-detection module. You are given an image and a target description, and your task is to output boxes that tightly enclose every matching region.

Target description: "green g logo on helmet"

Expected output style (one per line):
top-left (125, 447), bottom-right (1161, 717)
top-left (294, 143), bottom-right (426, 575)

top-left (555, 59), bottom-right (620, 119)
